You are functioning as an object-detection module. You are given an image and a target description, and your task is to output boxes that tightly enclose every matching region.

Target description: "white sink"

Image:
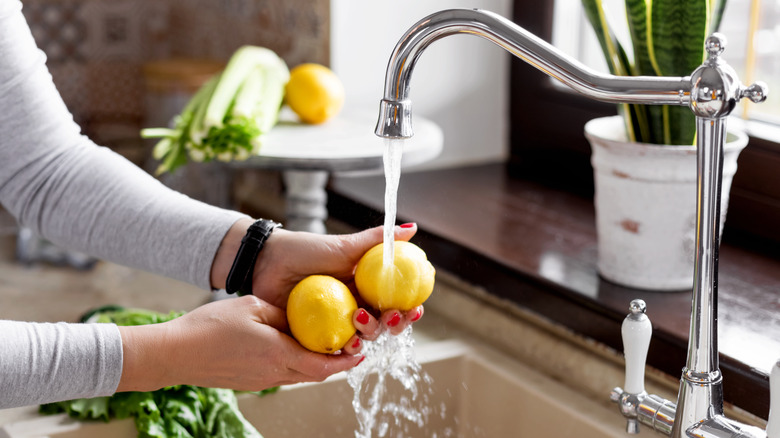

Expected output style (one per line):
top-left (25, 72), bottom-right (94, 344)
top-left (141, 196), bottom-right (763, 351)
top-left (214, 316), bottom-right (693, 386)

top-left (0, 338), bottom-right (651, 438)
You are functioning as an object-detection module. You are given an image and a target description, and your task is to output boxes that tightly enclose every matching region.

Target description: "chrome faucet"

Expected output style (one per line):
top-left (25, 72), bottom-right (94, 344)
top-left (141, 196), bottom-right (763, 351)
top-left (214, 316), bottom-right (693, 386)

top-left (374, 8), bottom-right (774, 438)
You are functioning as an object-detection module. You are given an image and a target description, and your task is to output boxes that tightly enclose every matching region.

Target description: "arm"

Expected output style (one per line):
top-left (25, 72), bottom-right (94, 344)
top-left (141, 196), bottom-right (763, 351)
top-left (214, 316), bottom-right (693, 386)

top-left (0, 0), bottom-right (245, 290)
top-left (0, 320), bottom-right (122, 408)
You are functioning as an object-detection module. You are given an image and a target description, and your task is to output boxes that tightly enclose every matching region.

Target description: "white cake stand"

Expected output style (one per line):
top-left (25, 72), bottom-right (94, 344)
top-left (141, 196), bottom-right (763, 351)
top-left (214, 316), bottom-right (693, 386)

top-left (233, 109), bottom-right (443, 233)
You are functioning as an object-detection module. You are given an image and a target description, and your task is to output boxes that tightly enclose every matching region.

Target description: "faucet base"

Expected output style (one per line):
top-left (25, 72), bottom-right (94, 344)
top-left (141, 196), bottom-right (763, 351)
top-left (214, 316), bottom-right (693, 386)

top-left (671, 370), bottom-right (724, 438)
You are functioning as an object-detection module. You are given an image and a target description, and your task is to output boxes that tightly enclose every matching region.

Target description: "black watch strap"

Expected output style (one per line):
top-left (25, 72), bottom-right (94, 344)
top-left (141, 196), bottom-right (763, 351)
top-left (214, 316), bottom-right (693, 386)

top-left (225, 218), bottom-right (281, 296)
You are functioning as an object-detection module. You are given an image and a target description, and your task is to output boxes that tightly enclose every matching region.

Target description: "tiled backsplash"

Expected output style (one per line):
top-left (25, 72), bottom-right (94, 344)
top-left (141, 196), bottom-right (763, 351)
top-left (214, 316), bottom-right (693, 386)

top-left (21, 0), bottom-right (330, 146)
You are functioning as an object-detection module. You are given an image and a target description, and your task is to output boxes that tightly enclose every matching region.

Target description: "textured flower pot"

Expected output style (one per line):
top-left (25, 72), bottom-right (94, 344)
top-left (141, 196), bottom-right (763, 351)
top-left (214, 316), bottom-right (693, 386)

top-left (585, 116), bottom-right (748, 291)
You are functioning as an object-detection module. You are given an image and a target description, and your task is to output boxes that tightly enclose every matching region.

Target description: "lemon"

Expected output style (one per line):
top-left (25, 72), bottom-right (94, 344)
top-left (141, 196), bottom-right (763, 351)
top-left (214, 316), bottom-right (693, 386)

top-left (354, 241), bottom-right (436, 312)
top-left (285, 63), bottom-right (345, 124)
top-left (287, 275), bottom-right (357, 354)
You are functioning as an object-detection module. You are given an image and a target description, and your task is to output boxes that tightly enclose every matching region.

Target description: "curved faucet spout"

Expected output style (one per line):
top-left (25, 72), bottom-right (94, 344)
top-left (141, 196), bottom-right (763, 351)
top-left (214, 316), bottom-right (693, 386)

top-left (375, 8), bottom-right (691, 139)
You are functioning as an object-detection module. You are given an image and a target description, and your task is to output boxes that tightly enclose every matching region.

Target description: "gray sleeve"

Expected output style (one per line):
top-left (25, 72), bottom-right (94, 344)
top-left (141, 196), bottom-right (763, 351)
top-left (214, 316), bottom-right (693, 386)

top-left (0, 1), bottom-right (248, 408)
top-left (0, 320), bottom-right (123, 409)
top-left (0, 0), bottom-right (247, 290)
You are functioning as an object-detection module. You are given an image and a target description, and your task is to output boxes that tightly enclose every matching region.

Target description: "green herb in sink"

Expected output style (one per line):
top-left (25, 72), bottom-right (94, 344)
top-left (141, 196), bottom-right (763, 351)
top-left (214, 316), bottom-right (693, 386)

top-left (40, 306), bottom-right (278, 438)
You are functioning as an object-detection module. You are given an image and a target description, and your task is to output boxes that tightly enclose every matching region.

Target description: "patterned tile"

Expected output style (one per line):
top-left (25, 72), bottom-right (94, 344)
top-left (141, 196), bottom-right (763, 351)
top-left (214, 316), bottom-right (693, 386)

top-left (22, 1), bottom-right (87, 62)
top-left (21, 0), bottom-right (331, 147)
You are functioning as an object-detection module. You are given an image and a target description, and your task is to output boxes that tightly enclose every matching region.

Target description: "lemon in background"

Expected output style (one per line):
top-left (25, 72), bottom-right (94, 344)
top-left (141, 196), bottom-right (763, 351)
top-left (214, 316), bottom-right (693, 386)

top-left (287, 275), bottom-right (357, 354)
top-left (285, 63), bottom-right (345, 124)
top-left (354, 241), bottom-right (436, 312)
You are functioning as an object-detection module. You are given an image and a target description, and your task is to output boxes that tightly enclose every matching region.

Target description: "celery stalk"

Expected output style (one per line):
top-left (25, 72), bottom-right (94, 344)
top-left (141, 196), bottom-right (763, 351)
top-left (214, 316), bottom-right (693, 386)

top-left (188, 74), bottom-right (220, 146)
top-left (231, 67), bottom-right (265, 119)
top-left (253, 67), bottom-right (288, 134)
top-left (204, 46), bottom-right (287, 130)
top-left (141, 45), bottom-right (289, 174)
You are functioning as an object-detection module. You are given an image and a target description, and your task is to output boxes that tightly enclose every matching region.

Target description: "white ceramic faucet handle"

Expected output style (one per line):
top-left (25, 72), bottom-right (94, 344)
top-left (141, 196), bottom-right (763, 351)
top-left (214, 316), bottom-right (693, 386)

top-left (622, 299), bottom-right (652, 395)
top-left (767, 359), bottom-right (780, 438)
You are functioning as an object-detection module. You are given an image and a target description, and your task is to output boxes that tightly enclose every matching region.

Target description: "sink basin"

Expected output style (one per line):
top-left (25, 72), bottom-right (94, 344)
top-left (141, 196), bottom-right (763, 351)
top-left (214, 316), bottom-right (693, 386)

top-left (0, 339), bottom-right (650, 437)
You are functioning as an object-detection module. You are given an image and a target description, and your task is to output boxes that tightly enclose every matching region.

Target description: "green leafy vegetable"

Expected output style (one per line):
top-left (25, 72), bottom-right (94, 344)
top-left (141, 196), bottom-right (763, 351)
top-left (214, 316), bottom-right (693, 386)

top-left (142, 46), bottom-right (290, 175)
top-left (40, 306), bottom-right (277, 438)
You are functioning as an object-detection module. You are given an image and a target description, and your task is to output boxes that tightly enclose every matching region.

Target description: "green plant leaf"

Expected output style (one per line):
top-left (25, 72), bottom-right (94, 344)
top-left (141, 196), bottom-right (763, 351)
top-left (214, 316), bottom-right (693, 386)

top-left (710, 0), bottom-right (727, 33)
top-left (645, 0), bottom-right (708, 144)
top-left (649, 0), bottom-right (710, 76)
top-left (582, 0), bottom-right (643, 141)
top-left (583, 0), bottom-right (717, 145)
top-left (625, 0), bottom-right (652, 76)
top-left (581, 0), bottom-right (628, 75)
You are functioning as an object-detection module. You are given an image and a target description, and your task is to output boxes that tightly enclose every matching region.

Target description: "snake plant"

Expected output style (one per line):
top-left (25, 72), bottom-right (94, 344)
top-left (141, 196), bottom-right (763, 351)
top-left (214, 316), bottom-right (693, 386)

top-left (581, 0), bottom-right (727, 145)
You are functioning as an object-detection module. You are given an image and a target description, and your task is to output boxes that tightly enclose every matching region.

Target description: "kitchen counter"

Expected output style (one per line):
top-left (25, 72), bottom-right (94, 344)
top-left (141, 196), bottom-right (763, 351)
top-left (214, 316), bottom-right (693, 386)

top-left (327, 162), bottom-right (780, 420)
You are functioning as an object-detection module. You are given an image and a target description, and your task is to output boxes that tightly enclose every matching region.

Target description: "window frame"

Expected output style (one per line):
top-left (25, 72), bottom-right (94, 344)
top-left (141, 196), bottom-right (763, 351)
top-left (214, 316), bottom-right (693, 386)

top-left (508, 0), bottom-right (780, 248)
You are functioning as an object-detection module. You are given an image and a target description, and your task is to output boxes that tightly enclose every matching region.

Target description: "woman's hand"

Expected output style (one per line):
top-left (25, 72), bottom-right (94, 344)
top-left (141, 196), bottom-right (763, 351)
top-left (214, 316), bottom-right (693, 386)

top-left (116, 295), bottom-right (361, 393)
top-left (254, 224), bottom-right (423, 338)
top-left (211, 221), bottom-right (424, 338)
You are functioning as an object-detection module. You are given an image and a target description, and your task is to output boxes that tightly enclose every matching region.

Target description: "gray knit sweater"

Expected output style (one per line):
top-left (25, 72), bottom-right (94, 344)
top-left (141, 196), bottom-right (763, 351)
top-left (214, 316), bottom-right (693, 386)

top-left (0, 0), bottom-right (245, 408)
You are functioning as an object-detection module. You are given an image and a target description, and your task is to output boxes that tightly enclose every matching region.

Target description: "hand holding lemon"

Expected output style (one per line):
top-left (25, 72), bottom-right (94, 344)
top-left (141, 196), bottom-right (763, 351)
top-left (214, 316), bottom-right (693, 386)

top-left (354, 241), bottom-right (436, 312)
top-left (287, 275), bottom-right (358, 354)
top-left (286, 239), bottom-right (435, 354)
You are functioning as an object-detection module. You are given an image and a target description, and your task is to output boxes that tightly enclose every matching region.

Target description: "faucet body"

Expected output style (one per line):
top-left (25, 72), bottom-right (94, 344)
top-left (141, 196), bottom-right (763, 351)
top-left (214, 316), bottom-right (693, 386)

top-left (375, 8), bottom-right (770, 438)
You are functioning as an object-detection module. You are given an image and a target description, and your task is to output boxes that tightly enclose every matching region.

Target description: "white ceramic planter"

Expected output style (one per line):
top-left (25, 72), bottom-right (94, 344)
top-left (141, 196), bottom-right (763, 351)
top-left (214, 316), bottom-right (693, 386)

top-left (586, 116), bottom-right (748, 291)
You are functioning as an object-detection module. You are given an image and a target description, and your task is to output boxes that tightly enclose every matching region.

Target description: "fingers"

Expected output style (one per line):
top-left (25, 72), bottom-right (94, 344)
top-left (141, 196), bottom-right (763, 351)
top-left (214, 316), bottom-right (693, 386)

top-left (353, 308), bottom-right (381, 341)
top-left (407, 306), bottom-right (424, 324)
top-left (290, 350), bottom-right (365, 383)
top-left (353, 306), bottom-right (425, 338)
top-left (393, 222), bottom-right (417, 242)
top-left (380, 310), bottom-right (405, 336)
top-left (341, 334), bottom-right (363, 355)
top-left (342, 223), bottom-right (418, 259)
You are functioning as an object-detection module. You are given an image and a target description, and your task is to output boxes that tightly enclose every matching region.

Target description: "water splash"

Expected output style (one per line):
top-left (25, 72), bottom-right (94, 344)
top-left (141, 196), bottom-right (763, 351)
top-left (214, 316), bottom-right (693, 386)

top-left (347, 327), bottom-right (434, 438)
top-left (382, 138), bottom-right (404, 266)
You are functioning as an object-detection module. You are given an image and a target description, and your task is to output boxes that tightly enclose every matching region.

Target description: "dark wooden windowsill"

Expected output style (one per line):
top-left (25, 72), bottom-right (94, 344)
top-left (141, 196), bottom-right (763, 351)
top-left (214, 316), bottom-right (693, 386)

top-left (327, 162), bottom-right (780, 419)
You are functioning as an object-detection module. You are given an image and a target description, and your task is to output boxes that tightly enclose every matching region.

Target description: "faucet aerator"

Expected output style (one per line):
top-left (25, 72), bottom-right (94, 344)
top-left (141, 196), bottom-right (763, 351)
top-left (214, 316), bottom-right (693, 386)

top-left (375, 99), bottom-right (414, 139)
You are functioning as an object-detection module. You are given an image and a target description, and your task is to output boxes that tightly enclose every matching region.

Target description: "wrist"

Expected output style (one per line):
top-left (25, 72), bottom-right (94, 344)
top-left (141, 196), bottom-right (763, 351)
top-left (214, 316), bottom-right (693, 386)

top-left (210, 217), bottom-right (254, 290)
top-left (224, 218), bottom-right (282, 295)
top-left (116, 324), bottom-right (174, 392)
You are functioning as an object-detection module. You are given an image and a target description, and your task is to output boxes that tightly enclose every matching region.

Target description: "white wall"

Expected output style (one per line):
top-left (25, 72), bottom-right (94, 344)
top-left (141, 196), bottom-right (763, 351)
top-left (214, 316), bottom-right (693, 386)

top-left (330, 0), bottom-right (512, 169)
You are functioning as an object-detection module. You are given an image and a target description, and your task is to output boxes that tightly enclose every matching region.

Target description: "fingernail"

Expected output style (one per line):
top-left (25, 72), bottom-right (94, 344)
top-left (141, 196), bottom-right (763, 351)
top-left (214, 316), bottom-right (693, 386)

top-left (387, 312), bottom-right (401, 327)
top-left (351, 338), bottom-right (361, 349)
top-left (400, 223), bottom-right (415, 229)
top-left (410, 308), bottom-right (422, 322)
top-left (356, 309), bottom-right (370, 325)
top-left (356, 355), bottom-right (365, 366)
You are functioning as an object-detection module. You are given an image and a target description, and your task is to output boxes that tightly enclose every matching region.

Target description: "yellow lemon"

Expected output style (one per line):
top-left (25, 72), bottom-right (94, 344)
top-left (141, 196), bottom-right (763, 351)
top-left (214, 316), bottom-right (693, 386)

top-left (285, 63), bottom-right (345, 124)
top-left (287, 275), bottom-right (357, 354)
top-left (354, 241), bottom-right (436, 312)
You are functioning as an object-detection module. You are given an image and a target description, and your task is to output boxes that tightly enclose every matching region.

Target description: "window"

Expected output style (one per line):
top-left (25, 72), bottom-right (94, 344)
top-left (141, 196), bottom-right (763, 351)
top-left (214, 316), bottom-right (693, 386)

top-left (551, 0), bottom-right (780, 125)
top-left (509, 0), bottom-right (780, 246)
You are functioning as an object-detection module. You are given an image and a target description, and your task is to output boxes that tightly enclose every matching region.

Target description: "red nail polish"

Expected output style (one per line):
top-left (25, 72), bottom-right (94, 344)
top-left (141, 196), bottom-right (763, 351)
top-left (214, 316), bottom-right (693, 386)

top-left (355, 355), bottom-right (365, 366)
top-left (400, 223), bottom-right (415, 228)
top-left (356, 309), bottom-right (370, 325)
top-left (387, 312), bottom-right (401, 327)
top-left (410, 308), bottom-right (422, 322)
top-left (352, 338), bottom-right (361, 349)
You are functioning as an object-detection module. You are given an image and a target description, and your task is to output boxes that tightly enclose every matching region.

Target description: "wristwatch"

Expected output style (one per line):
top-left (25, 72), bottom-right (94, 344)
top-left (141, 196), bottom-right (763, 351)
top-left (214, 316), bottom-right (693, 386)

top-left (225, 218), bottom-right (282, 296)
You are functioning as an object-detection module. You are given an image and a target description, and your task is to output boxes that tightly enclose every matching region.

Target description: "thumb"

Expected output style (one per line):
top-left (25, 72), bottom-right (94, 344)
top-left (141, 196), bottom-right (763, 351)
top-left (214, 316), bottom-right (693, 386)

top-left (242, 295), bottom-right (289, 332)
top-left (346, 223), bottom-right (418, 253)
